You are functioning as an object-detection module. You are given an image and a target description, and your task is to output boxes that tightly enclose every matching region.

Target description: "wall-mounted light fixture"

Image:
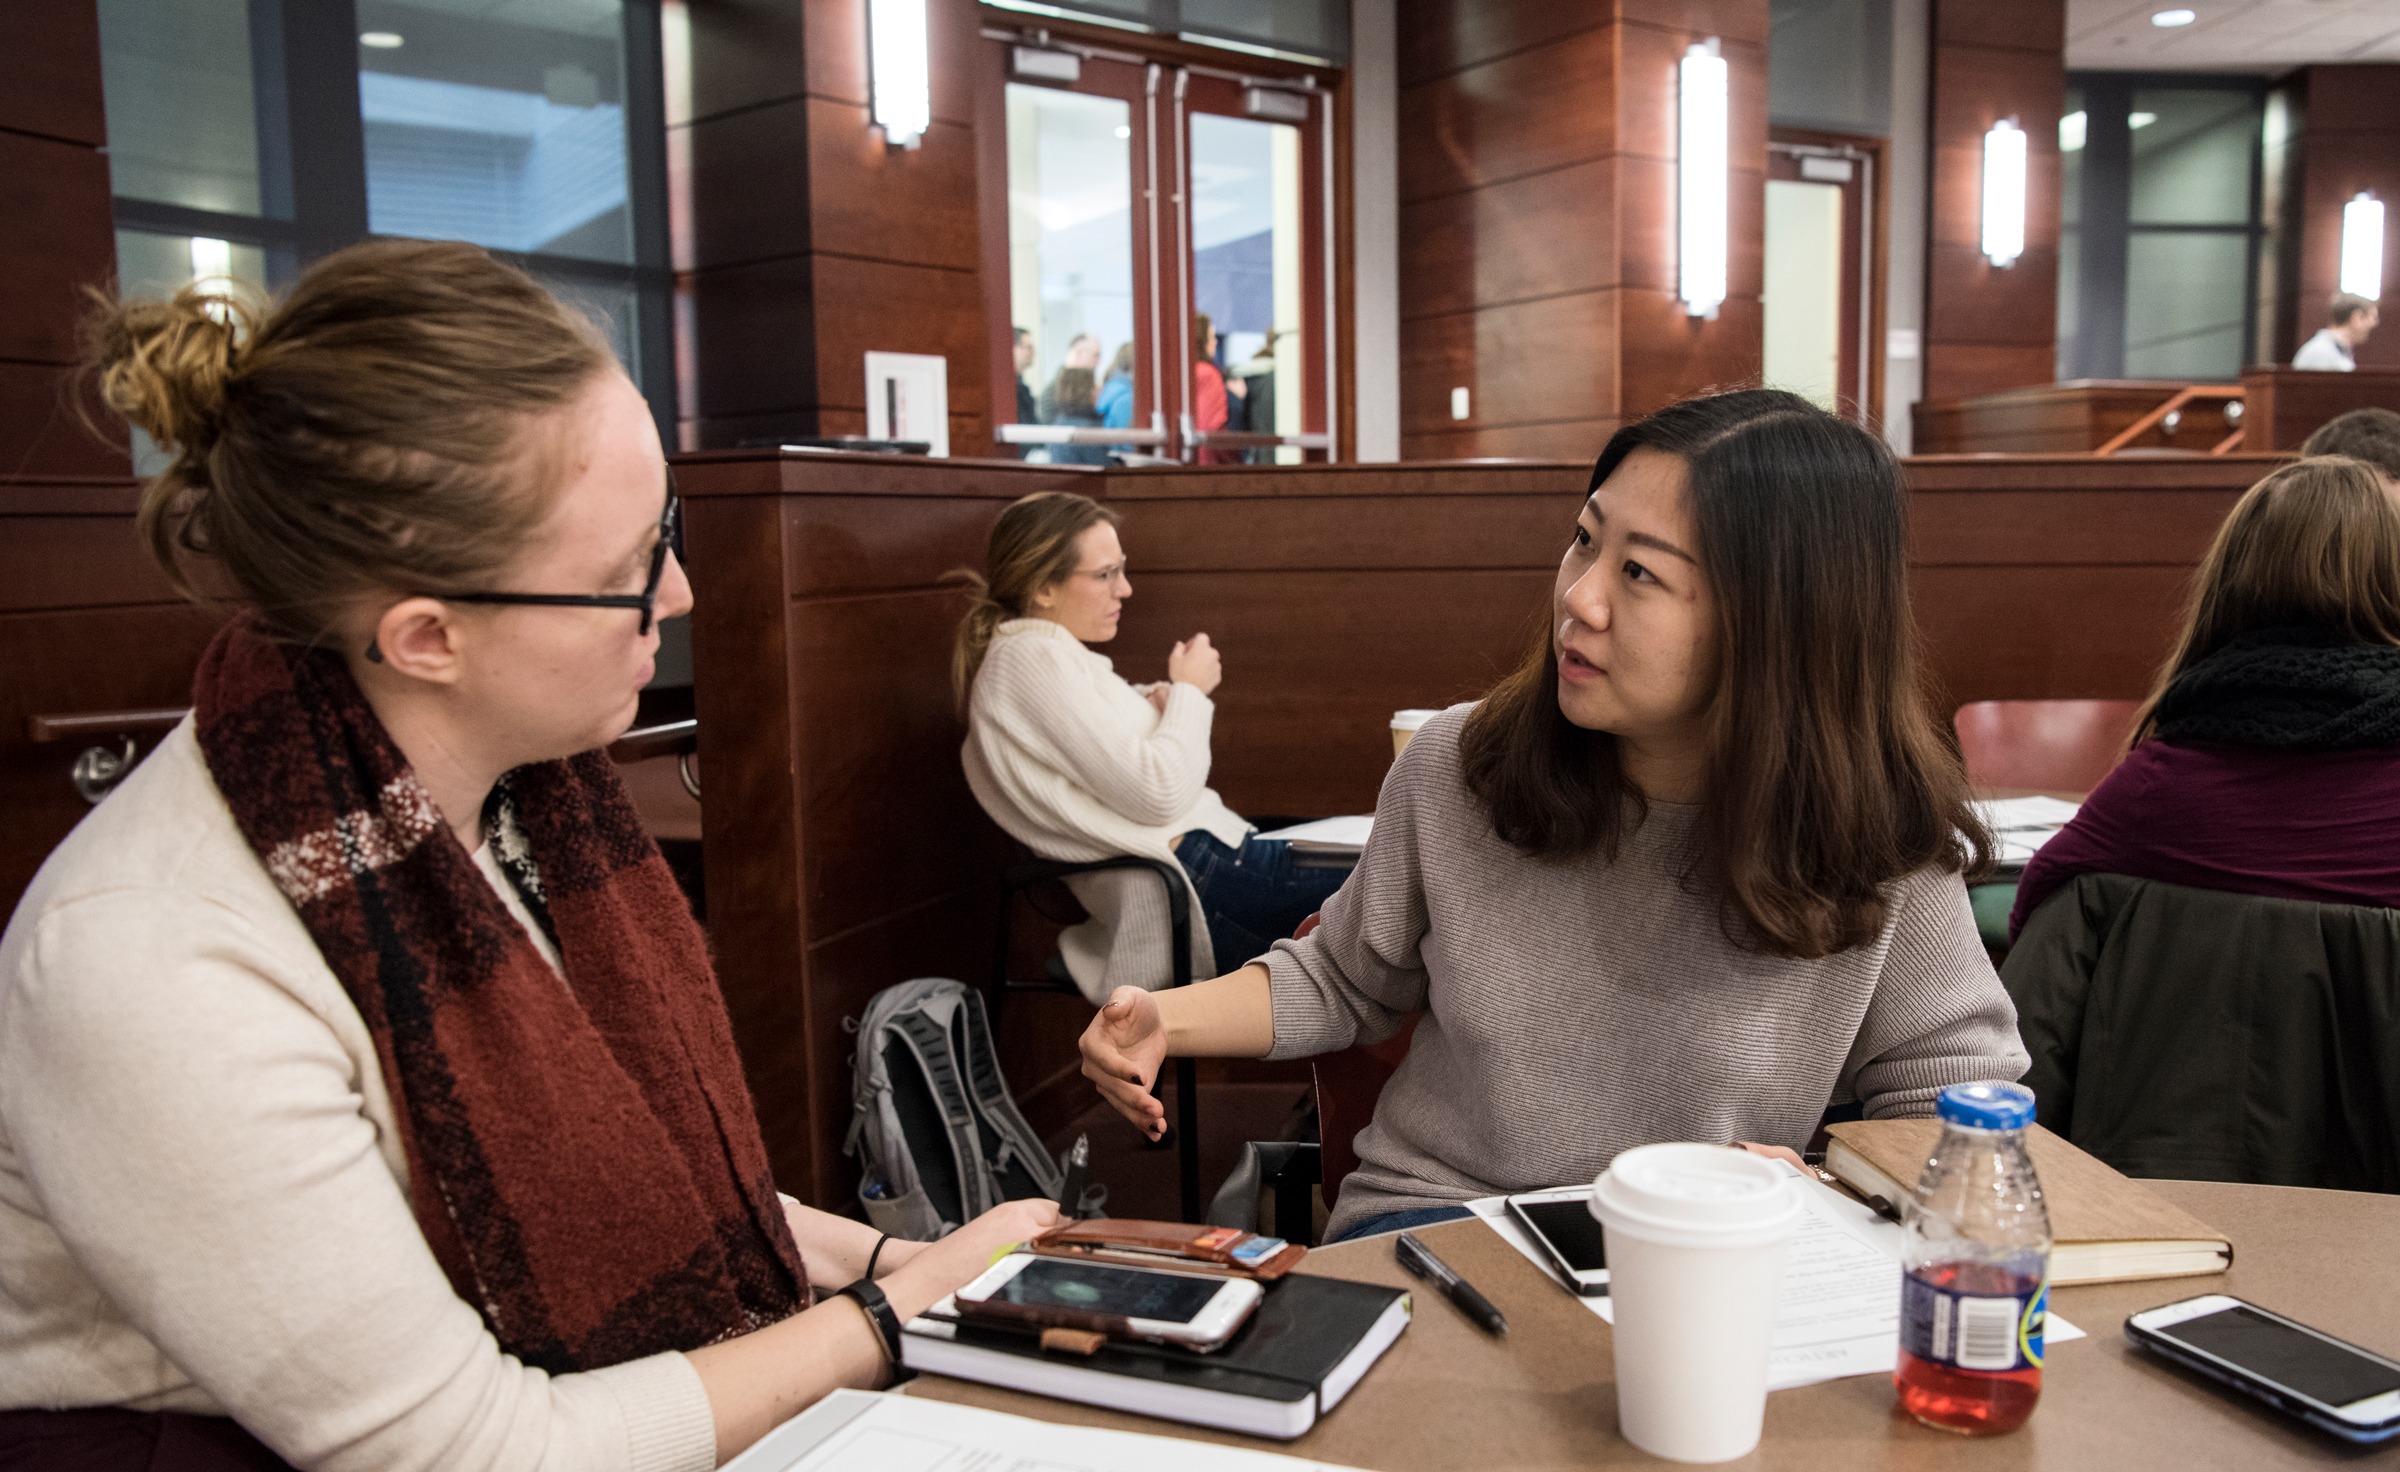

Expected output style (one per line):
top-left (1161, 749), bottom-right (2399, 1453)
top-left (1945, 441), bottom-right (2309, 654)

top-left (2342, 192), bottom-right (2385, 301)
top-left (867, 0), bottom-right (930, 149)
top-left (1981, 118), bottom-right (2027, 268)
top-left (1678, 39), bottom-right (1728, 318)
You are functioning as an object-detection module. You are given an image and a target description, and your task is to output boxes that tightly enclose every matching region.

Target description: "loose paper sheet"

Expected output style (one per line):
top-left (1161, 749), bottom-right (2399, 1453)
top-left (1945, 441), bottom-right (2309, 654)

top-left (727, 1389), bottom-right (1369, 1472)
top-left (1468, 1170), bottom-right (2082, 1392)
top-left (1254, 815), bottom-right (1374, 851)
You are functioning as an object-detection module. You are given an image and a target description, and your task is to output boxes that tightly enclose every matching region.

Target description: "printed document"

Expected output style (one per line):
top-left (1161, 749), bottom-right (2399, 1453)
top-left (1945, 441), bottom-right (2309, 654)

top-left (725, 1390), bottom-right (1369, 1472)
top-left (1470, 1170), bottom-right (2082, 1391)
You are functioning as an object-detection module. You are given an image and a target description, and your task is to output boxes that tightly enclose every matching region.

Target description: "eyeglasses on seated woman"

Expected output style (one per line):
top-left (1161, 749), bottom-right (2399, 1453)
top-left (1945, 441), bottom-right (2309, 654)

top-left (0, 239), bottom-right (1057, 1472)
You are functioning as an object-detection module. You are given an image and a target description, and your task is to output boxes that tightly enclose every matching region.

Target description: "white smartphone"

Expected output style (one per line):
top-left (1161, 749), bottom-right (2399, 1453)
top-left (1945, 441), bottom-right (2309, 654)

top-left (952, 1252), bottom-right (1263, 1351)
top-left (1504, 1188), bottom-right (1610, 1296)
top-left (2126, 1294), bottom-right (2400, 1444)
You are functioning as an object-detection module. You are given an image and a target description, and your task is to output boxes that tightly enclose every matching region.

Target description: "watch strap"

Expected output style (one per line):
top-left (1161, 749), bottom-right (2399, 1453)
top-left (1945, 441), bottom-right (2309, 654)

top-left (837, 1278), bottom-right (910, 1378)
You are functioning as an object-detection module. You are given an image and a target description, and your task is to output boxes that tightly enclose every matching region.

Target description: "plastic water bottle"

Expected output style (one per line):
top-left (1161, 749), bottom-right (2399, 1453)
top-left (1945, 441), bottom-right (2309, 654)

top-left (1894, 1081), bottom-right (2052, 1435)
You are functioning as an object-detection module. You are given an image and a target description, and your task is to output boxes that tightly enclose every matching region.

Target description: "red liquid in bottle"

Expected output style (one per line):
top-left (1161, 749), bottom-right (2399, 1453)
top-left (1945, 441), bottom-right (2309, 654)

top-left (1895, 1262), bottom-right (2043, 1435)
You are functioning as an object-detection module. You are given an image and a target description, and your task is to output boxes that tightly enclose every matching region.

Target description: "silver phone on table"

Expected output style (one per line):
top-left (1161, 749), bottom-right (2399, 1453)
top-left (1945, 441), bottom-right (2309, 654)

top-left (1504, 1188), bottom-right (1610, 1296)
top-left (2125, 1293), bottom-right (2400, 1444)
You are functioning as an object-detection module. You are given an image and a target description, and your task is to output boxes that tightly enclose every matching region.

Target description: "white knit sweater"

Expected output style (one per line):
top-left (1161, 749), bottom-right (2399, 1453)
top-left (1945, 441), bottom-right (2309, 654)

top-left (0, 720), bottom-right (718, 1472)
top-left (962, 618), bottom-right (1250, 1000)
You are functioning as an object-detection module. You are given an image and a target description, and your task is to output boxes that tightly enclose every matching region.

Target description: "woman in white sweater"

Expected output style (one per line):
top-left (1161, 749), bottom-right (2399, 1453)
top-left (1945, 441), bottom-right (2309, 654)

top-left (0, 242), bottom-right (1055, 1471)
top-left (957, 493), bottom-right (1348, 1002)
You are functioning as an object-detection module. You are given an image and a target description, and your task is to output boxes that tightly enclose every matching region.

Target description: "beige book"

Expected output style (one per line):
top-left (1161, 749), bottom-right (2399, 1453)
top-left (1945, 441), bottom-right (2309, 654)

top-left (1823, 1119), bottom-right (2233, 1286)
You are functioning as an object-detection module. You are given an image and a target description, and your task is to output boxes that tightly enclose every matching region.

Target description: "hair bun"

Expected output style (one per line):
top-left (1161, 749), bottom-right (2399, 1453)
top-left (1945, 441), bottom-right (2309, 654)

top-left (89, 284), bottom-right (257, 456)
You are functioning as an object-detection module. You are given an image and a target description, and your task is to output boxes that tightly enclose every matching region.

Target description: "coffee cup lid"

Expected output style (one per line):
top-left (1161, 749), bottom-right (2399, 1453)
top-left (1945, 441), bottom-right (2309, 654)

top-left (1590, 1143), bottom-right (1802, 1247)
top-left (1389, 708), bottom-right (1441, 730)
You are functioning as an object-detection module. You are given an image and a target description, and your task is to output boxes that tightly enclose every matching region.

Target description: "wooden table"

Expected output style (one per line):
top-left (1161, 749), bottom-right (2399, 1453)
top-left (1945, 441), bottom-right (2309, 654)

top-left (913, 1181), bottom-right (2400, 1468)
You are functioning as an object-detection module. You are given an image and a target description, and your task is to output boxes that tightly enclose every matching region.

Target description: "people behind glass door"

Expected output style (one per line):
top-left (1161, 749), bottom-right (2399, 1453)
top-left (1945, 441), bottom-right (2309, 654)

top-left (1046, 367), bottom-right (1110, 466)
top-left (1011, 326), bottom-right (1039, 458)
top-left (1235, 341), bottom-right (1278, 464)
top-left (1040, 333), bottom-right (1103, 422)
top-left (1191, 312), bottom-right (1243, 464)
top-left (1076, 390), bottom-right (2029, 1243)
top-left (955, 493), bottom-right (1349, 1005)
top-left (2292, 293), bottom-right (2379, 372)
top-left (0, 240), bottom-right (1060, 1470)
top-left (1098, 343), bottom-right (1136, 431)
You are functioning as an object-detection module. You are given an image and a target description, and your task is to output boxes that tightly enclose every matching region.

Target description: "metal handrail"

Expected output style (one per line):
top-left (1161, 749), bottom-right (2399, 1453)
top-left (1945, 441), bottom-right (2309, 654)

top-left (2094, 385), bottom-right (2245, 457)
top-left (993, 424), bottom-right (1171, 446)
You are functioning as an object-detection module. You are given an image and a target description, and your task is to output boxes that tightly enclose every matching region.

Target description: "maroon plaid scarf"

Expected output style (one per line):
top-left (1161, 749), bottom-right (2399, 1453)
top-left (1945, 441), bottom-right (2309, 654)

top-left (192, 616), bottom-right (807, 1374)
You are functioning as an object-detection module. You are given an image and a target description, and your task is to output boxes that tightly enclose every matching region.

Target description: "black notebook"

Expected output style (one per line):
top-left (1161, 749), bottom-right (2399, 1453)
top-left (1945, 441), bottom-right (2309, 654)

top-left (900, 1272), bottom-right (1413, 1440)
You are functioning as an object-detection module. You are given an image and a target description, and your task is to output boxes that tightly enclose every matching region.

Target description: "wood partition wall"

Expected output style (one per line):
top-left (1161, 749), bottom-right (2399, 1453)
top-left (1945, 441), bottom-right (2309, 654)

top-left (674, 451), bottom-right (1582, 1208)
top-left (672, 447), bottom-right (2285, 1210)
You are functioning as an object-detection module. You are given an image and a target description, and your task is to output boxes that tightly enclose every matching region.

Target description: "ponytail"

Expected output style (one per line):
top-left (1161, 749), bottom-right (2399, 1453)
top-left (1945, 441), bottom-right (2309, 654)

top-left (950, 492), bottom-right (1120, 711)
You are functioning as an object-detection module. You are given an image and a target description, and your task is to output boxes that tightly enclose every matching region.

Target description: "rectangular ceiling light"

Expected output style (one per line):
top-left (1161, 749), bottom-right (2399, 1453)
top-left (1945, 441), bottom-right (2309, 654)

top-left (2342, 192), bottom-right (2385, 301)
top-left (1982, 119), bottom-right (2027, 268)
top-left (1678, 40), bottom-right (1728, 318)
top-left (868, 0), bottom-right (930, 148)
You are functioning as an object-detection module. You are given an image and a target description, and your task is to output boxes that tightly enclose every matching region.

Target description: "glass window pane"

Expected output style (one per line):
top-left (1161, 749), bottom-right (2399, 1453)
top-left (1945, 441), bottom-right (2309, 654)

top-left (1180, 0), bottom-right (1346, 62)
top-left (2124, 232), bottom-right (2249, 379)
top-left (2130, 89), bottom-right (2257, 227)
top-left (1005, 84), bottom-right (1136, 452)
top-left (97, 0), bottom-right (271, 216)
top-left (358, 0), bottom-right (633, 263)
top-left (529, 267), bottom-right (640, 377)
top-left (1190, 112), bottom-right (1305, 460)
top-left (1763, 180), bottom-right (1844, 411)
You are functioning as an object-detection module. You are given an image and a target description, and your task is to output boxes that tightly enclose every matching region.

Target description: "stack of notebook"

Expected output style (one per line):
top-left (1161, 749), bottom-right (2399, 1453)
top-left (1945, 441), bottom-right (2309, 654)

top-left (1824, 1118), bottom-right (2233, 1284)
top-left (900, 1272), bottom-right (1411, 1440)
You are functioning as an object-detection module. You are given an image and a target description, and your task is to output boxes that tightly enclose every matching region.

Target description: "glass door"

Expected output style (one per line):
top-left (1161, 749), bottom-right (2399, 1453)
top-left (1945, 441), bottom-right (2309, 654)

top-left (1177, 76), bottom-right (1328, 463)
top-left (987, 39), bottom-right (1331, 462)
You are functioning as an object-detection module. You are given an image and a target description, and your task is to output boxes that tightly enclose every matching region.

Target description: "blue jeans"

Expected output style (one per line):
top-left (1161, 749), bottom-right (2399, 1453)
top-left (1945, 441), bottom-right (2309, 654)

top-left (1175, 832), bottom-right (1352, 973)
top-left (1326, 1205), bottom-right (1475, 1243)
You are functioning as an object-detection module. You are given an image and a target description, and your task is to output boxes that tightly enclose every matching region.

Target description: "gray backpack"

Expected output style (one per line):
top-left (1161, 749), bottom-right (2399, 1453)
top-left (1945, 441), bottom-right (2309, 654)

top-left (845, 977), bottom-right (1062, 1239)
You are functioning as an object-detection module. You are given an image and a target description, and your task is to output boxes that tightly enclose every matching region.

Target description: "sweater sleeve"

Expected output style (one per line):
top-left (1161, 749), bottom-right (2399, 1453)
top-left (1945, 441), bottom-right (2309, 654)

top-left (0, 889), bottom-right (718, 1472)
top-left (991, 639), bottom-right (1218, 827)
top-left (1842, 869), bottom-right (2032, 1118)
top-left (1261, 727), bottom-right (1438, 1058)
top-left (2009, 748), bottom-right (2153, 939)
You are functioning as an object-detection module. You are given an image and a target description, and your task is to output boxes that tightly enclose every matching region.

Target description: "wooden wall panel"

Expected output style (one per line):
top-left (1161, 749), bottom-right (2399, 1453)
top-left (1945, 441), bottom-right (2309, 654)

top-left (0, 360), bottom-right (129, 479)
top-left (2240, 368), bottom-right (2400, 452)
top-left (675, 0), bottom-right (990, 453)
top-left (1396, 0), bottom-right (1769, 459)
top-left (0, 130), bottom-right (116, 364)
top-left (0, 2), bottom-right (107, 146)
top-left (1921, 0), bottom-right (2064, 404)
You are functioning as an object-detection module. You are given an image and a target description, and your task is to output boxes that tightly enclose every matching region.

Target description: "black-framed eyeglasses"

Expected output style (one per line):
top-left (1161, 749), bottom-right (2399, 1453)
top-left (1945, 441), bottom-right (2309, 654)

top-left (438, 487), bottom-right (682, 636)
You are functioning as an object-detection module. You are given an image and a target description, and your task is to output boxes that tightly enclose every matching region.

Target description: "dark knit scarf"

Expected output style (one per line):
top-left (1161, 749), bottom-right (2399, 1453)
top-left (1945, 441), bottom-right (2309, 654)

top-left (2153, 626), bottom-right (2400, 749)
top-left (191, 616), bottom-right (807, 1375)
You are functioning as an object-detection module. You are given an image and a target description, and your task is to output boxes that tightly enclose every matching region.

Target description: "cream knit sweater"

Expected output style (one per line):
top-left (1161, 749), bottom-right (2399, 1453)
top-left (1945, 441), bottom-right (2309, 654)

top-left (0, 720), bottom-right (718, 1472)
top-left (962, 618), bottom-right (1249, 1001)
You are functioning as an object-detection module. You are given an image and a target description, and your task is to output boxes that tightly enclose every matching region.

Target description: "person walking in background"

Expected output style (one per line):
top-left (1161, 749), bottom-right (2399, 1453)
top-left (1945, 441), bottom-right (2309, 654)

top-left (2293, 293), bottom-right (2379, 371)
top-left (1041, 333), bottom-right (1102, 422)
top-left (1011, 327), bottom-right (1040, 459)
top-left (1191, 314), bottom-right (1242, 464)
top-left (1046, 367), bottom-right (1109, 466)
top-left (1097, 342), bottom-right (1135, 431)
top-left (1235, 341), bottom-right (1278, 464)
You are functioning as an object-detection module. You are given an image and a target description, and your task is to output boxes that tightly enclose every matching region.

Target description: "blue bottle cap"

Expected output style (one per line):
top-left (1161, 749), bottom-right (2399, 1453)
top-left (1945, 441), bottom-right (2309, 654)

top-left (1935, 1080), bottom-right (2037, 1131)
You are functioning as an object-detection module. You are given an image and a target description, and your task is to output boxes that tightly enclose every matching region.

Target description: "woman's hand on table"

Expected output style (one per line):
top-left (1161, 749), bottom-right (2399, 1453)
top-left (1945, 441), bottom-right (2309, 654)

top-left (879, 1198), bottom-right (1065, 1318)
top-left (1167, 634), bottom-right (1222, 697)
top-left (1081, 986), bottom-right (1170, 1139)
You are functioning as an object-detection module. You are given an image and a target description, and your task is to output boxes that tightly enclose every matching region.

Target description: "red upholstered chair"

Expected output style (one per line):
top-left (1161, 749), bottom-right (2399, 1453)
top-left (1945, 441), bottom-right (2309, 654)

top-left (1953, 700), bottom-right (2142, 794)
top-left (1291, 913), bottom-right (1421, 1212)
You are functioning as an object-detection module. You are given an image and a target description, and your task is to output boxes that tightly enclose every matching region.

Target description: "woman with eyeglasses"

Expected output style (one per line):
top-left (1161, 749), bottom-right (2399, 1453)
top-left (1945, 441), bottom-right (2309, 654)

top-left (956, 492), bottom-right (1349, 1006)
top-left (0, 240), bottom-right (1057, 1472)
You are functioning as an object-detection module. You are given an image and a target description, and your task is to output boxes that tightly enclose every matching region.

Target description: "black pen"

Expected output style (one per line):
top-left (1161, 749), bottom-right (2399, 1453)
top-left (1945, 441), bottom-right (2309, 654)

top-left (1395, 1231), bottom-right (1507, 1337)
top-left (1055, 1133), bottom-right (1090, 1215)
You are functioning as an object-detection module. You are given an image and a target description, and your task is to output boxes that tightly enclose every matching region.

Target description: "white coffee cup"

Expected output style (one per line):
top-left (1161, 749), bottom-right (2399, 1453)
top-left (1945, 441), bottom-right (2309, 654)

top-left (1590, 1144), bottom-right (1801, 1463)
top-left (1390, 708), bottom-right (1441, 758)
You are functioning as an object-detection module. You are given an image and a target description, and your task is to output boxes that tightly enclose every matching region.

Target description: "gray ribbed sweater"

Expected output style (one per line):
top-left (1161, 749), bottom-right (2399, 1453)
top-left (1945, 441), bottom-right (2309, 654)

top-left (1263, 705), bottom-right (2029, 1236)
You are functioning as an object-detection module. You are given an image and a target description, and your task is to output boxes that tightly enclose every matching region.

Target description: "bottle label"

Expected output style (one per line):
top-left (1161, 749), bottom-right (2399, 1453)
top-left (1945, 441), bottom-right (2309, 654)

top-left (1902, 1269), bottom-right (2046, 1373)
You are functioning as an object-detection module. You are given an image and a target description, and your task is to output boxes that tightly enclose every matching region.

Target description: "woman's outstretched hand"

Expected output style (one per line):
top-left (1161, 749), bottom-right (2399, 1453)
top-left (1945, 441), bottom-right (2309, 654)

top-left (1080, 986), bottom-right (1170, 1139)
top-left (1168, 633), bottom-right (1222, 696)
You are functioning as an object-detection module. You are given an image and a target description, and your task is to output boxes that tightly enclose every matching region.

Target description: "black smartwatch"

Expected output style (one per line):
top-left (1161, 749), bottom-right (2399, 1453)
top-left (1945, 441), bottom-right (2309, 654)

top-left (837, 1278), bottom-right (909, 1380)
